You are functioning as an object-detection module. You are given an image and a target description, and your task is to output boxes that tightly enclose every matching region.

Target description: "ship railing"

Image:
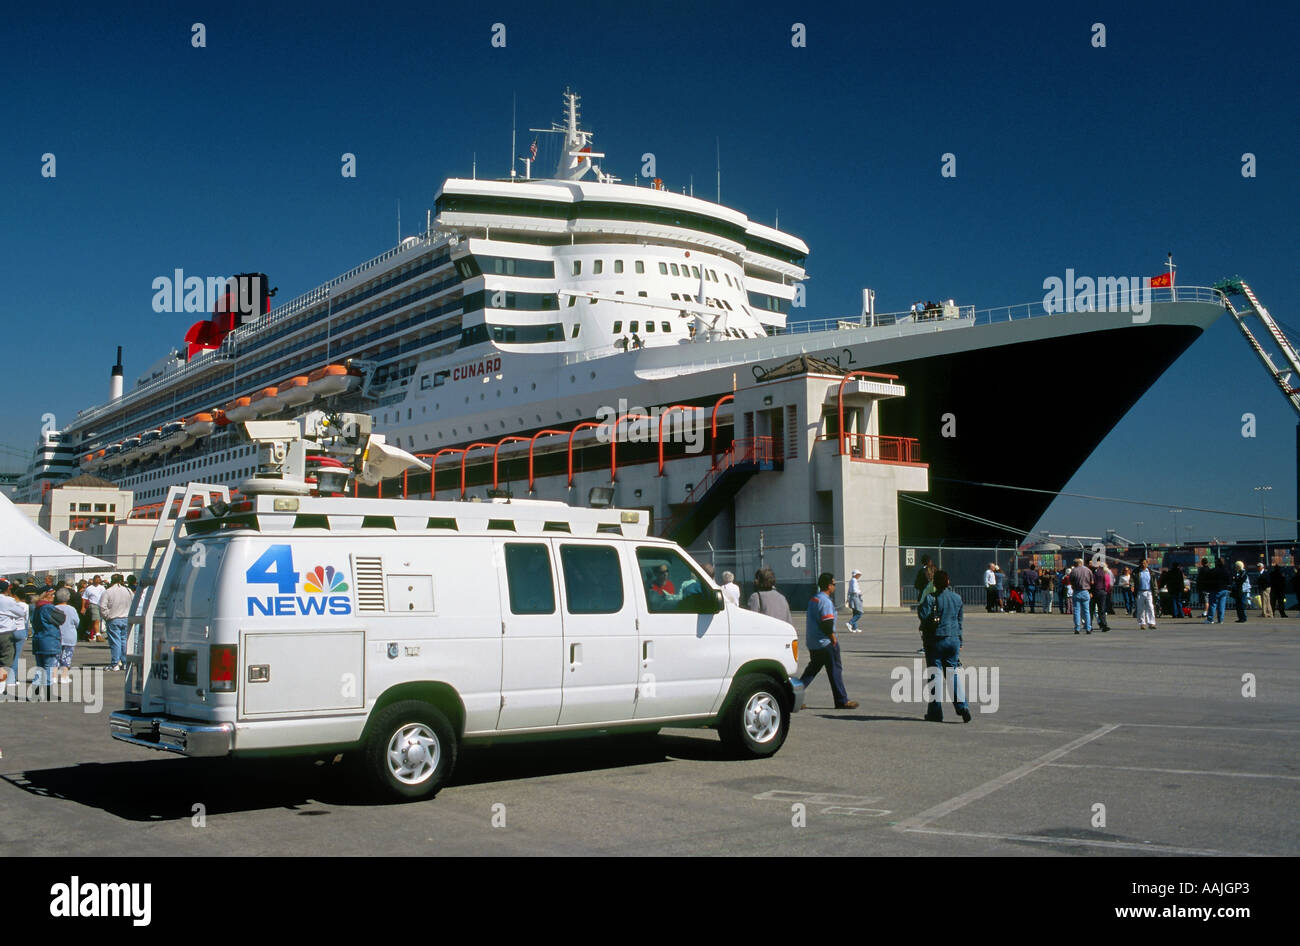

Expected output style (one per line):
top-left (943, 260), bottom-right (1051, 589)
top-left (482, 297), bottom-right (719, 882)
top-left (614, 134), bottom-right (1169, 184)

top-left (224, 230), bottom-right (438, 343)
top-left (72, 347), bottom-right (235, 425)
top-left (775, 285), bottom-right (1225, 337)
top-left (974, 284), bottom-right (1225, 323)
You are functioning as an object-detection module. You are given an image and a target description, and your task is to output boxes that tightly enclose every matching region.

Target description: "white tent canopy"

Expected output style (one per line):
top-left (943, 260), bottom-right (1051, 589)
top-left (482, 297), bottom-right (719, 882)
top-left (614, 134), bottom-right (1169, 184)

top-left (0, 491), bottom-right (115, 575)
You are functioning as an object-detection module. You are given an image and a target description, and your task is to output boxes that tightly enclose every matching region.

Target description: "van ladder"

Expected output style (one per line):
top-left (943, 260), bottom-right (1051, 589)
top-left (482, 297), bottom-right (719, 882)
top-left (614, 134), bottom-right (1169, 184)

top-left (123, 482), bottom-right (231, 711)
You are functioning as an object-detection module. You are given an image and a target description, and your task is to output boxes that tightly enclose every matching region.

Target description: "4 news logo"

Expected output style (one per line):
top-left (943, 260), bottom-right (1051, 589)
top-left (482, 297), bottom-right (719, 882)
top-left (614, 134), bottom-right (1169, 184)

top-left (245, 545), bottom-right (352, 617)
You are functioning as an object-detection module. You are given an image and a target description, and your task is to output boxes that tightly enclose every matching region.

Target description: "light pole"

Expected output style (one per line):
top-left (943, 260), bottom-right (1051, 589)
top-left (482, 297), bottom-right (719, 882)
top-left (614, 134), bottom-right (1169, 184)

top-left (1135, 521), bottom-right (1144, 549)
top-left (1169, 509), bottom-right (1183, 546)
top-left (1255, 486), bottom-right (1272, 565)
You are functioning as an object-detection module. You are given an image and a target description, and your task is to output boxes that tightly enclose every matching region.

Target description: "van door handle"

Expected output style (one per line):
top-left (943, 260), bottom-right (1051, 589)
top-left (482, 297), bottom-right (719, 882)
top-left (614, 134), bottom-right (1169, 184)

top-left (570, 642), bottom-right (582, 667)
top-left (642, 640), bottom-right (654, 663)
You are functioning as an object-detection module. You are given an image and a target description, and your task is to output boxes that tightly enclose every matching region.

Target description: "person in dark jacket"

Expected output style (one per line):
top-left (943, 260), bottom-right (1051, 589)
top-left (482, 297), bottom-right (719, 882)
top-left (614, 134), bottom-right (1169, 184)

top-left (1269, 566), bottom-right (1288, 618)
top-left (916, 570), bottom-right (971, 723)
top-left (1167, 564), bottom-right (1185, 618)
top-left (31, 588), bottom-right (69, 689)
top-left (1230, 561), bottom-right (1250, 623)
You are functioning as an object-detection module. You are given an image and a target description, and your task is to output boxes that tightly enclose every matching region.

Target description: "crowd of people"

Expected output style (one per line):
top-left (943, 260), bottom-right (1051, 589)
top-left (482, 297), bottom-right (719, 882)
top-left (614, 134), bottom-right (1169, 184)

top-left (975, 557), bottom-right (1297, 629)
top-left (0, 572), bottom-right (136, 690)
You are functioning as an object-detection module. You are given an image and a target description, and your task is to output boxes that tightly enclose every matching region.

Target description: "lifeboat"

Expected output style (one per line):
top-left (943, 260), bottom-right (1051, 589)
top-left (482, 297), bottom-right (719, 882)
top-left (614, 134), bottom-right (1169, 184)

top-left (137, 428), bottom-right (164, 458)
top-left (102, 444), bottom-right (123, 468)
top-left (185, 412), bottom-right (217, 440)
top-left (119, 434), bottom-right (143, 461)
top-left (82, 451), bottom-right (99, 471)
top-left (160, 420), bottom-right (189, 451)
top-left (249, 386), bottom-right (281, 416)
top-left (276, 375), bottom-right (313, 408)
top-left (225, 396), bottom-right (256, 423)
top-left (306, 364), bottom-right (358, 398)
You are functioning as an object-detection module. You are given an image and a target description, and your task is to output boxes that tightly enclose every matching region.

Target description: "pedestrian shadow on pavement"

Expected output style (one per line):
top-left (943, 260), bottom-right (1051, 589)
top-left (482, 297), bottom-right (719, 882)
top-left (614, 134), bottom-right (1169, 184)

top-left (2, 732), bottom-right (739, 816)
top-left (812, 713), bottom-right (924, 723)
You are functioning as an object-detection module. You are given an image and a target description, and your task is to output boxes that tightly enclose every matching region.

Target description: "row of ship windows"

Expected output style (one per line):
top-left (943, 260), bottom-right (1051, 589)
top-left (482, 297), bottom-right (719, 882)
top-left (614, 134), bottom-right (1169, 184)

top-left (123, 447), bottom-right (256, 484)
top-left (135, 469), bottom-right (256, 501)
top-left (460, 254), bottom-right (737, 290)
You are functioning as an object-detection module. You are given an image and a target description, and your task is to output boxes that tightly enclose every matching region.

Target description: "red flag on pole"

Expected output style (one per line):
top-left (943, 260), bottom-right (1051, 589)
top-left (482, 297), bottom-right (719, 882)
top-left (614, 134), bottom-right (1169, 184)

top-left (1149, 272), bottom-right (1172, 288)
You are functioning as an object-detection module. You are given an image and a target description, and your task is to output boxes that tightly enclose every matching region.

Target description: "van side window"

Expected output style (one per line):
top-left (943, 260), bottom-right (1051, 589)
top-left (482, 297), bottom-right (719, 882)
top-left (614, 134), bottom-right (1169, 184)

top-left (504, 543), bottom-right (555, 614)
top-left (636, 547), bottom-right (712, 614)
top-left (559, 545), bottom-right (623, 614)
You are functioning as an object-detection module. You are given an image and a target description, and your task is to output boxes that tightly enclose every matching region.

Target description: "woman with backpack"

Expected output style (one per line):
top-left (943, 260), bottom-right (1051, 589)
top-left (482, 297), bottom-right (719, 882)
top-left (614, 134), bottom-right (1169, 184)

top-left (916, 570), bottom-right (971, 723)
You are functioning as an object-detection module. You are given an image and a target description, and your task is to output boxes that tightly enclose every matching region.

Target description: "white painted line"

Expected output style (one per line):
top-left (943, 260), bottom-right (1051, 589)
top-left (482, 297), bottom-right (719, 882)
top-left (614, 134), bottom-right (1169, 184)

top-left (905, 826), bottom-right (1258, 857)
top-left (820, 806), bottom-right (891, 817)
top-left (753, 790), bottom-right (883, 805)
top-left (892, 723), bottom-right (1120, 831)
top-left (1119, 723), bottom-right (1300, 734)
top-left (1048, 762), bottom-right (1300, 781)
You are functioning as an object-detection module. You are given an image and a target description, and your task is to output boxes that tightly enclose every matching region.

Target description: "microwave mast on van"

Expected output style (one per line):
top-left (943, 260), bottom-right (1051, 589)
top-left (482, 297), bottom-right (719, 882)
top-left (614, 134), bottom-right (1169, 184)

top-left (237, 413), bottom-right (429, 497)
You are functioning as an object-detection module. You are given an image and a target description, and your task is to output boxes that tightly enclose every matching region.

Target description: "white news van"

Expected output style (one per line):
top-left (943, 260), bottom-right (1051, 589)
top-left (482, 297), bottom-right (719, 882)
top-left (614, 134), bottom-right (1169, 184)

top-left (111, 483), bottom-right (805, 801)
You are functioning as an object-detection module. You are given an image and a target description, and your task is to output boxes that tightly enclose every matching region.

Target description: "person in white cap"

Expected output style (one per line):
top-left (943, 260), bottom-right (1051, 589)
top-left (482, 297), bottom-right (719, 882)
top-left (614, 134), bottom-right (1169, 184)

top-left (846, 569), bottom-right (864, 632)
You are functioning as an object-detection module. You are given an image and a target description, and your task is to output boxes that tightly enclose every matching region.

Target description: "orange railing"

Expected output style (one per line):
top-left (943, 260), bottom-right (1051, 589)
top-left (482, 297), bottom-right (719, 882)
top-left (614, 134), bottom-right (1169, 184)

top-left (833, 433), bottom-right (923, 465)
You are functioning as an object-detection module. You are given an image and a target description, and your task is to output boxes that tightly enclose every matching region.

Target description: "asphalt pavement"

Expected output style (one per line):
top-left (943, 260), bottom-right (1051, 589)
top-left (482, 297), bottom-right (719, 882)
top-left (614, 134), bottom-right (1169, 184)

top-left (2, 607), bottom-right (1295, 857)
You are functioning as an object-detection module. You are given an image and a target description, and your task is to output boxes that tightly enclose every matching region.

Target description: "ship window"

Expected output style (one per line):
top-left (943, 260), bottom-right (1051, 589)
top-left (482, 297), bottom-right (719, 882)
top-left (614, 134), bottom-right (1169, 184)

top-left (645, 321), bottom-right (655, 333)
top-left (593, 260), bottom-right (603, 275)
top-left (571, 324), bottom-right (580, 337)
top-left (662, 322), bottom-right (671, 332)
top-left (691, 265), bottom-right (700, 278)
top-left (572, 261), bottom-right (581, 275)
top-left (588, 296), bottom-right (596, 304)
top-left (568, 296), bottom-right (576, 307)
top-left (637, 290), bottom-right (647, 297)
top-left (615, 290), bottom-right (624, 295)
top-left (614, 260), bottom-right (623, 273)
top-left (613, 320), bottom-right (622, 333)
top-left (670, 293), bottom-right (679, 301)
top-left (630, 321), bottom-right (639, 332)
top-left (420, 375), bottom-right (431, 390)
top-left (670, 264), bottom-right (680, 276)
top-left (658, 263), bottom-right (667, 275)
top-left (635, 261), bottom-right (645, 274)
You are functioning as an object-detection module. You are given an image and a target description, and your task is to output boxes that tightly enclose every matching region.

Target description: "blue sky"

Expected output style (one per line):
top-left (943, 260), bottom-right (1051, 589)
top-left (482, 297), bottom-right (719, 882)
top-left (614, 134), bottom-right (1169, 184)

top-left (2, 0), bottom-right (1297, 543)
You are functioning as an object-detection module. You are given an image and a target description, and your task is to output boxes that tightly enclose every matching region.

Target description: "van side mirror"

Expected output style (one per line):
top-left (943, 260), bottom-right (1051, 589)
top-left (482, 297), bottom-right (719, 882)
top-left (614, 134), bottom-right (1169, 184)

top-left (714, 589), bottom-right (725, 612)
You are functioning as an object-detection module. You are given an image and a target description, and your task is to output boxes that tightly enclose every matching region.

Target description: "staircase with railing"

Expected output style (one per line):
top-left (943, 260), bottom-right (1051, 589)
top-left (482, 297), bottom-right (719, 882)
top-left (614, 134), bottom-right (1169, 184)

top-left (659, 436), bottom-right (775, 545)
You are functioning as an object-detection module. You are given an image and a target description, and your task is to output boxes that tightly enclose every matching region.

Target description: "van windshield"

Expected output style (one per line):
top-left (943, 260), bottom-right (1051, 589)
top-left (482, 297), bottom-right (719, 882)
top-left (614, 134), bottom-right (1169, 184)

top-left (159, 538), bottom-right (227, 620)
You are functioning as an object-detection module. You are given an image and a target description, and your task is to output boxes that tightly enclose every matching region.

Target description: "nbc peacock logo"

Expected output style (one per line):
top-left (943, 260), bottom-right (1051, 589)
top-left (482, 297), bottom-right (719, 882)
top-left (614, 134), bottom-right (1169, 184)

top-left (304, 565), bottom-right (349, 594)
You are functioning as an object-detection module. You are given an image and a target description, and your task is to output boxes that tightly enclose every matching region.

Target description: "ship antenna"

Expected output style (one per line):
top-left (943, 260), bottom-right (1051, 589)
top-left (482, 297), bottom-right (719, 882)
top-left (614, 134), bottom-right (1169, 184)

top-left (396, 199), bottom-right (401, 244)
top-left (716, 137), bottom-right (721, 203)
top-left (511, 92), bottom-right (517, 178)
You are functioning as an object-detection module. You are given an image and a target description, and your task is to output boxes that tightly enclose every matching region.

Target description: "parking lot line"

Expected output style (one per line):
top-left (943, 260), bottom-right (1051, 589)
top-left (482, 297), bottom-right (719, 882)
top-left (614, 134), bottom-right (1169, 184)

top-left (892, 723), bottom-right (1120, 831)
top-left (1119, 723), bottom-right (1299, 734)
top-left (903, 826), bottom-right (1252, 857)
top-left (1047, 762), bottom-right (1300, 781)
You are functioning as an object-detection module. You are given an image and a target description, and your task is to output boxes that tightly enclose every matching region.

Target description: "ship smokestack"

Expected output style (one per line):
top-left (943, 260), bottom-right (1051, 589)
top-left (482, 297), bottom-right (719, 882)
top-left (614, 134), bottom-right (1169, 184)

top-left (110, 346), bottom-right (123, 401)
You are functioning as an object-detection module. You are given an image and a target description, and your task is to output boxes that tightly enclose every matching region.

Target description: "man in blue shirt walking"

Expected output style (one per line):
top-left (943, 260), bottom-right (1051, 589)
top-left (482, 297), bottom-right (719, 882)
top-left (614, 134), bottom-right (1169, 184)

top-left (798, 573), bottom-right (858, 709)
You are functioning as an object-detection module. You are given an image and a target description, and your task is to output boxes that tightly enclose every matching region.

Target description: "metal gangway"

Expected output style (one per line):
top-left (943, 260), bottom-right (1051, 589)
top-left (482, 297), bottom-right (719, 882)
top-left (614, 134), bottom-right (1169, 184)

top-left (1217, 279), bottom-right (1300, 417)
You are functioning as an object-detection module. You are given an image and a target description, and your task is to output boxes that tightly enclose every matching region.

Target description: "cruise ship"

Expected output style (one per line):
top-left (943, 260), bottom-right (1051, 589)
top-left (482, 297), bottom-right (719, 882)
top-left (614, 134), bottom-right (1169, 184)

top-left (26, 91), bottom-right (1226, 543)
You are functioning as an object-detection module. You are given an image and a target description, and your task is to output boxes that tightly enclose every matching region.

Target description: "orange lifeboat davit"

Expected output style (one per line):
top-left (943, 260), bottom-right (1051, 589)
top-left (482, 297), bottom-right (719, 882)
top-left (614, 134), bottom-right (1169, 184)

top-left (306, 364), bottom-right (358, 398)
top-left (277, 375), bottom-right (313, 408)
top-left (225, 396), bottom-right (256, 423)
top-left (249, 386), bottom-right (281, 416)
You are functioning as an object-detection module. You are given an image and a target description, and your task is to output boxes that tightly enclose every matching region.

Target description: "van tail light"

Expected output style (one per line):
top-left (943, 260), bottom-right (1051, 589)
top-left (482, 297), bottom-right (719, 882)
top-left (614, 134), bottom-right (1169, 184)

top-left (210, 644), bottom-right (237, 692)
top-left (792, 639), bottom-right (798, 662)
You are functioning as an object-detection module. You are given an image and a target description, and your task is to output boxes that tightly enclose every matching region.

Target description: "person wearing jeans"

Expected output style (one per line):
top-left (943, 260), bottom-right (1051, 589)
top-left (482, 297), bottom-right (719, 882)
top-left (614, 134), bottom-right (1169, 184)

top-left (1134, 559), bottom-right (1157, 629)
top-left (917, 570), bottom-right (971, 723)
top-left (1069, 558), bottom-right (1094, 634)
top-left (798, 573), bottom-right (857, 709)
top-left (99, 573), bottom-right (134, 671)
top-left (845, 569), bottom-right (864, 633)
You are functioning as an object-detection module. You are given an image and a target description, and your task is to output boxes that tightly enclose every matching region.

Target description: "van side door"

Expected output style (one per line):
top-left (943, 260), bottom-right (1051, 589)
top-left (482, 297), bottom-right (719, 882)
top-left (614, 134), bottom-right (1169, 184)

top-left (632, 547), bottom-right (730, 720)
top-left (494, 539), bottom-right (563, 730)
top-left (554, 540), bottom-right (639, 726)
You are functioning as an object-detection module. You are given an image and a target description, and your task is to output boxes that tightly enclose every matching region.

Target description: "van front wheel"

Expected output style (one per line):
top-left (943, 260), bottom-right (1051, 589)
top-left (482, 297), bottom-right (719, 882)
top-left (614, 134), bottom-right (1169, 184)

top-left (363, 700), bottom-right (457, 802)
top-left (719, 674), bottom-right (790, 758)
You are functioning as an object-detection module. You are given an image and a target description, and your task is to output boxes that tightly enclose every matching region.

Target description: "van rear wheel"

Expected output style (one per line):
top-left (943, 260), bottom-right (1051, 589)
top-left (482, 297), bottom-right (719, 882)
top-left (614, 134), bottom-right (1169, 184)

top-left (363, 700), bottom-right (457, 802)
top-left (719, 674), bottom-right (790, 758)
